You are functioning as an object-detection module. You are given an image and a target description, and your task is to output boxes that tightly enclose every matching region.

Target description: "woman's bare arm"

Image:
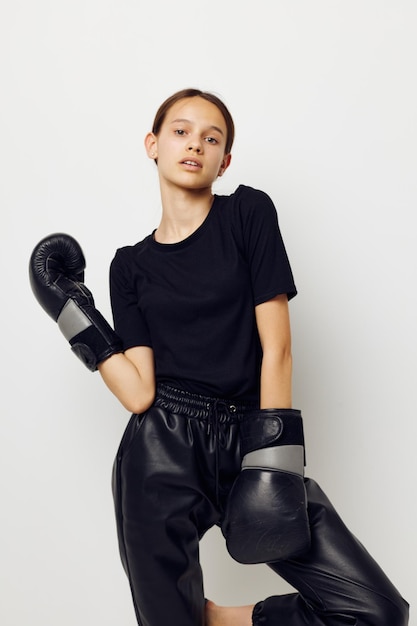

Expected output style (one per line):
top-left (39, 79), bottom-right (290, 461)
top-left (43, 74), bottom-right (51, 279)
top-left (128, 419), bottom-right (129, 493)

top-left (98, 346), bottom-right (156, 414)
top-left (255, 293), bottom-right (293, 409)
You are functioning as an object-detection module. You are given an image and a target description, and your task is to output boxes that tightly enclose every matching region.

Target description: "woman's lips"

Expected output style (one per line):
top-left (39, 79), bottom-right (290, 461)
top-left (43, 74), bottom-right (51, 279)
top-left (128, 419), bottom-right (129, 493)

top-left (181, 159), bottom-right (202, 169)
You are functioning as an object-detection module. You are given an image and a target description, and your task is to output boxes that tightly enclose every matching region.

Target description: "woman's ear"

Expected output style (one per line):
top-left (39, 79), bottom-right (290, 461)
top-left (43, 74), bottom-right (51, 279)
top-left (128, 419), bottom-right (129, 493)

top-left (218, 153), bottom-right (232, 177)
top-left (144, 132), bottom-right (158, 160)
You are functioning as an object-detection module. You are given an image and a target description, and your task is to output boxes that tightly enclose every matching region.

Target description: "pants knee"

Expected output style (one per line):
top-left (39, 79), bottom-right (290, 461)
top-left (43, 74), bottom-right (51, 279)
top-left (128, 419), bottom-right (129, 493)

top-left (367, 594), bottom-right (409, 626)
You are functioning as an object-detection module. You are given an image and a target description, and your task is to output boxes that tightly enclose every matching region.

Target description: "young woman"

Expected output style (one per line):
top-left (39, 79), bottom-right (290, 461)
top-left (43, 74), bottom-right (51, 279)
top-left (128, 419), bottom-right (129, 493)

top-left (30, 89), bottom-right (408, 625)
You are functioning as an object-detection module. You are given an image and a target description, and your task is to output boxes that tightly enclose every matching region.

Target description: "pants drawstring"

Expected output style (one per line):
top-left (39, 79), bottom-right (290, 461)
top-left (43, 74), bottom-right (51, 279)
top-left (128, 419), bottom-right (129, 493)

top-left (153, 383), bottom-right (255, 508)
top-left (207, 399), bottom-right (237, 506)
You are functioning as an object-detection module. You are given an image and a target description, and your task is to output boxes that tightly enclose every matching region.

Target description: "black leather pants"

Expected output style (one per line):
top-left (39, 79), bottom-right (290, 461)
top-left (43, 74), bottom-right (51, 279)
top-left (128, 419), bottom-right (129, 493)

top-left (112, 384), bottom-right (409, 626)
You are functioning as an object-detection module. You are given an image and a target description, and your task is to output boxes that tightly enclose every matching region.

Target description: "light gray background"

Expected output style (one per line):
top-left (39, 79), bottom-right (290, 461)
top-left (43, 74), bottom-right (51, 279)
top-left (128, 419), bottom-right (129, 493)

top-left (1, 1), bottom-right (416, 624)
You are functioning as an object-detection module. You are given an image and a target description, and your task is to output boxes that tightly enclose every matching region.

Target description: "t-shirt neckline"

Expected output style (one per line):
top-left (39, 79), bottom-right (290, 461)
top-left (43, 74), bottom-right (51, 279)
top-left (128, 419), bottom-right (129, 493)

top-left (150, 195), bottom-right (219, 251)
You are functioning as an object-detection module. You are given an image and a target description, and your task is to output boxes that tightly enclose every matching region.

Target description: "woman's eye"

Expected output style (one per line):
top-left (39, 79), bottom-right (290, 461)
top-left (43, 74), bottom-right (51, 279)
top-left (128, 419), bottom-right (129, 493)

top-left (205, 137), bottom-right (218, 144)
top-left (175, 129), bottom-right (186, 136)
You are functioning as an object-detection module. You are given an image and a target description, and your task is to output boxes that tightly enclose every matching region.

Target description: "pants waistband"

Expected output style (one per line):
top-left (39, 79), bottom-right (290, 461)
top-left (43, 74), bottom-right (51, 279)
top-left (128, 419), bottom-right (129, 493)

top-left (154, 383), bottom-right (257, 422)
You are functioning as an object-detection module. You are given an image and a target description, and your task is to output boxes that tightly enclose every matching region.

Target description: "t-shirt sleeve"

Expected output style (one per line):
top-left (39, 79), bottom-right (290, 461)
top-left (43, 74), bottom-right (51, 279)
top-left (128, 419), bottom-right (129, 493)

top-left (237, 186), bottom-right (297, 305)
top-left (109, 248), bottom-right (152, 350)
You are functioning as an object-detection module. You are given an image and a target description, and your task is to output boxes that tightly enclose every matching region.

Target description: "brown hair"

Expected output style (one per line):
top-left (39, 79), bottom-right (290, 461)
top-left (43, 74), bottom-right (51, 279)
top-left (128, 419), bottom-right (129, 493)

top-left (152, 88), bottom-right (235, 154)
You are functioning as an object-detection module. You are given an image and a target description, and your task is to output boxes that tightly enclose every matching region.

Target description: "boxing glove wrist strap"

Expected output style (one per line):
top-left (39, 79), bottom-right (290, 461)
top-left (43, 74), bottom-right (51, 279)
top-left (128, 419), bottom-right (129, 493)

top-left (240, 409), bottom-right (304, 455)
top-left (57, 298), bottom-right (123, 371)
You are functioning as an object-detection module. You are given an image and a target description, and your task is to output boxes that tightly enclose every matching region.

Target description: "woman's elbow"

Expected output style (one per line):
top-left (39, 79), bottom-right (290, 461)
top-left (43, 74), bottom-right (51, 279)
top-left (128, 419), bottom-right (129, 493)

top-left (262, 346), bottom-right (292, 370)
top-left (123, 385), bottom-right (156, 415)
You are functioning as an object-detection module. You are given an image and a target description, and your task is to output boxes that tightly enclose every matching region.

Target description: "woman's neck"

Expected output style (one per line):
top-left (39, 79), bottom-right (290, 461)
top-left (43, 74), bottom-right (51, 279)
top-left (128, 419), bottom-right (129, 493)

top-left (154, 186), bottom-right (214, 244)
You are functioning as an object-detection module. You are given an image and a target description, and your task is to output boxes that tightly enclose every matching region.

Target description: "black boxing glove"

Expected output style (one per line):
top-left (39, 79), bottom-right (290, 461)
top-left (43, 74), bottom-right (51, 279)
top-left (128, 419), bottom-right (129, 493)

top-left (224, 409), bottom-right (310, 564)
top-left (29, 233), bottom-right (123, 371)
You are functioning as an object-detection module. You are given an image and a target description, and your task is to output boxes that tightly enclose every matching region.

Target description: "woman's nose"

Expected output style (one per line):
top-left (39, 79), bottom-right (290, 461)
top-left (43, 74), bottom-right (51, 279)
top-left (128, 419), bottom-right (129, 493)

top-left (188, 139), bottom-right (202, 153)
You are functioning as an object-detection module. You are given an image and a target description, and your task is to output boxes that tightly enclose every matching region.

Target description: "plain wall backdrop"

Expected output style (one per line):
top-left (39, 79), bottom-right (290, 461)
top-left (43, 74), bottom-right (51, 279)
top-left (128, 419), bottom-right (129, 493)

top-left (1, 1), bottom-right (416, 624)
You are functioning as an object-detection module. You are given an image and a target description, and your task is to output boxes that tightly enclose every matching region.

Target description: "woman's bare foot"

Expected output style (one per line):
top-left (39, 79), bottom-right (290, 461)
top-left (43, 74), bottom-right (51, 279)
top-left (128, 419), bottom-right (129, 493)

top-left (205, 599), bottom-right (254, 626)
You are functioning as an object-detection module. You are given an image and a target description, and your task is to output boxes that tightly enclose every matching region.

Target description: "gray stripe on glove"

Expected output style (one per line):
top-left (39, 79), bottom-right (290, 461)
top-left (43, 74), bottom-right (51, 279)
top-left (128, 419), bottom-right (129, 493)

top-left (57, 299), bottom-right (92, 341)
top-left (242, 445), bottom-right (304, 476)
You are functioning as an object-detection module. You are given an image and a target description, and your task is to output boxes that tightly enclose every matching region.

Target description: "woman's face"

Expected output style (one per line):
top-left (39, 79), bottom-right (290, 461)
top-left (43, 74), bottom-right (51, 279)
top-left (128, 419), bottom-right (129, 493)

top-left (145, 97), bottom-right (231, 192)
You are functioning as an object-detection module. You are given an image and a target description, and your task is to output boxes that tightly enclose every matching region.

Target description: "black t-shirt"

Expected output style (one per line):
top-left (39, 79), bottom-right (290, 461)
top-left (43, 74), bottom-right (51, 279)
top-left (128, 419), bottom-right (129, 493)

top-left (110, 185), bottom-right (296, 402)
